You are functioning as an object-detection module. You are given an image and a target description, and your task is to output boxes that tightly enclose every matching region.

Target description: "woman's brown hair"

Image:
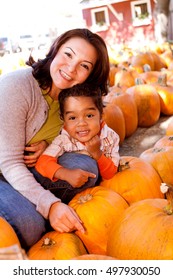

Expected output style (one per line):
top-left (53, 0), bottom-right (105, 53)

top-left (26, 28), bottom-right (110, 95)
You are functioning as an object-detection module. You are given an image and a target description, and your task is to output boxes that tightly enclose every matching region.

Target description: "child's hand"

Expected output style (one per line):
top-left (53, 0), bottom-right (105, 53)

top-left (85, 135), bottom-right (102, 160)
top-left (55, 167), bottom-right (96, 188)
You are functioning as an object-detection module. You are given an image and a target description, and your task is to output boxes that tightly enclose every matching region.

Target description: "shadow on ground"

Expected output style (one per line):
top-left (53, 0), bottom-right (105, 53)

top-left (119, 115), bottom-right (172, 157)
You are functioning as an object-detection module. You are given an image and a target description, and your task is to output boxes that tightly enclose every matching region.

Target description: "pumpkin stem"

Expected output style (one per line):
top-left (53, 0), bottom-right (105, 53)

top-left (118, 160), bottom-right (130, 172)
top-left (157, 74), bottom-right (167, 87)
top-left (135, 77), bottom-right (145, 85)
top-left (143, 64), bottom-right (151, 72)
top-left (160, 183), bottom-right (173, 215)
top-left (41, 237), bottom-right (56, 247)
top-left (78, 193), bottom-right (93, 204)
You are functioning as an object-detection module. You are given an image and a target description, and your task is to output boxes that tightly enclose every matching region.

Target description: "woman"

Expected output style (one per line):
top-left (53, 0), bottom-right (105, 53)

top-left (0, 28), bottom-right (110, 250)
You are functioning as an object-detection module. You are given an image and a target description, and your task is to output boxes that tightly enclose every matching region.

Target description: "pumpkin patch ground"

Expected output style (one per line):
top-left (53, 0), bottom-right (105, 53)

top-left (119, 115), bottom-right (171, 157)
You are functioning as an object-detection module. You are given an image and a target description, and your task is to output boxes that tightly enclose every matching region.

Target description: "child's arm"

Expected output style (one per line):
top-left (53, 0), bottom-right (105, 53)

top-left (35, 154), bottom-right (62, 181)
top-left (85, 128), bottom-right (120, 180)
top-left (36, 154), bottom-right (96, 188)
top-left (97, 154), bottom-right (118, 179)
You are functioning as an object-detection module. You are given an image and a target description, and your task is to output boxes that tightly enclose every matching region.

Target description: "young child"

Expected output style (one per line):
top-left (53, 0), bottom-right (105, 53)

top-left (33, 83), bottom-right (120, 203)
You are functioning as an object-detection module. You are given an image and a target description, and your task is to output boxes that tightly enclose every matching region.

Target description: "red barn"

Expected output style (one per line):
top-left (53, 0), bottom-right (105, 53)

top-left (80, 0), bottom-right (156, 47)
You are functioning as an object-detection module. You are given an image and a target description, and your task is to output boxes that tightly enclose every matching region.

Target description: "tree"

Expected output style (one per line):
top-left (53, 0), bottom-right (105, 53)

top-left (153, 0), bottom-right (170, 43)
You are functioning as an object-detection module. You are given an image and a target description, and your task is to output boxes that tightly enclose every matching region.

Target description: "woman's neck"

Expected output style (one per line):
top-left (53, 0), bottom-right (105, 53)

top-left (49, 85), bottom-right (61, 100)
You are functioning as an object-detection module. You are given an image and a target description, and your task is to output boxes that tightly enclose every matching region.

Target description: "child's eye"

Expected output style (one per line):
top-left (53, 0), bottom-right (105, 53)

top-left (87, 114), bottom-right (94, 118)
top-left (69, 116), bottom-right (76, 120)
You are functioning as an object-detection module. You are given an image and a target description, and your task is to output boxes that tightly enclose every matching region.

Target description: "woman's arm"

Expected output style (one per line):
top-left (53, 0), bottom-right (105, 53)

top-left (0, 69), bottom-right (60, 218)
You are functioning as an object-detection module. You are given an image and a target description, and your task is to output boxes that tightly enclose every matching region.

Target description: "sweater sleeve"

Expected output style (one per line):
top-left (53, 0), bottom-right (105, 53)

top-left (0, 69), bottom-right (61, 219)
top-left (35, 154), bottom-right (62, 181)
top-left (97, 153), bottom-right (118, 180)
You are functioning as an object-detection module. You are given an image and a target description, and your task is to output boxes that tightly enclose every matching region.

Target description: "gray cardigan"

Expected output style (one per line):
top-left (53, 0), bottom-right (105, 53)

top-left (0, 67), bottom-right (60, 218)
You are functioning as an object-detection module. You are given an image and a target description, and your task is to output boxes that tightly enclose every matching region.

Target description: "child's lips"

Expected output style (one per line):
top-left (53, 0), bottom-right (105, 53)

top-left (77, 130), bottom-right (89, 137)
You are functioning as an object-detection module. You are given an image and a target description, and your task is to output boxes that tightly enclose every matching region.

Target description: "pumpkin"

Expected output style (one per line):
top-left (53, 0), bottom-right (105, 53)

top-left (129, 52), bottom-right (155, 72)
top-left (106, 90), bottom-right (138, 138)
top-left (103, 103), bottom-right (125, 144)
top-left (103, 85), bottom-right (125, 103)
top-left (100, 156), bottom-right (164, 205)
top-left (27, 231), bottom-right (87, 260)
top-left (126, 78), bottom-right (161, 127)
top-left (160, 49), bottom-right (173, 68)
top-left (139, 69), bottom-right (163, 85)
top-left (149, 51), bottom-right (167, 70)
top-left (114, 67), bottom-right (135, 88)
top-left (166, 116), bottom-right (173, 135)
top-left (0, 217), bottom-right (20, 248)
top-left (107, 184), bottom-right (173, 259)
top-left (153, 74), bottom-right (173, 115)
top-left (108, 64), bottom-right (119, 87)
top-left (68, 186), bottom-right (128, 255)
top-left (71, 254), bottom-right (117, 260)
top-left (154, 135), bottom-right (173, 148)
top-left (140, 146), bottom-right (173, 185)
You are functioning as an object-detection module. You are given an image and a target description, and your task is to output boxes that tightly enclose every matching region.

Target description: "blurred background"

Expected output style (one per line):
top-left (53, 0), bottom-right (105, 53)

top-left (0, 0), bottom-right (172, 73)
top-left (0, 0), bottom-right (83, 72)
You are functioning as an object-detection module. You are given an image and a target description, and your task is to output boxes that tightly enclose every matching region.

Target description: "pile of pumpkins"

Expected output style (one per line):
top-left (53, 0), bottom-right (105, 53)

top-left (103, 42), bottom-right (173, 145)
top-left (1, 42), bottom-right (173, 260)
top-left (1, 141), bottom-right (173, 260)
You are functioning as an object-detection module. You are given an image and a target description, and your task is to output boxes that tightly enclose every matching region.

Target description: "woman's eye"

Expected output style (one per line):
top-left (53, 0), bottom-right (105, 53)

top-left (81, 63), bottom-right (90, 71)
top-left (65, 52), bottom-right (72, 58)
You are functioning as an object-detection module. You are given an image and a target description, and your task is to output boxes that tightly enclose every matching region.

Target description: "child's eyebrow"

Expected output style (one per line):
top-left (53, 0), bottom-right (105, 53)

top-left (65, 107), bottom-right (97, 115)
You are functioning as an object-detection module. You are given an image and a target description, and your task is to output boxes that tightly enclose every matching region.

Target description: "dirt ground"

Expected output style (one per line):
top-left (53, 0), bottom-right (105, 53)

top-left (119, 115), bottom-right (172, 157)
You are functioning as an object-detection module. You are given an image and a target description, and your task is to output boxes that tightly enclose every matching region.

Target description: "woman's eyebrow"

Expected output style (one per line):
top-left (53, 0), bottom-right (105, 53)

top-left (65, 47), bottom-right (94, 66)
top-left (66, 47), bottom-right (75, 54)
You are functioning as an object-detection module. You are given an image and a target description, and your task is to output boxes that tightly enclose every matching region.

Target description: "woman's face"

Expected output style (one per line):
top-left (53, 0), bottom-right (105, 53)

top-left (63, 96), bottom-right (101, 143)
top-left (50, 37), bottom-right (97, 95)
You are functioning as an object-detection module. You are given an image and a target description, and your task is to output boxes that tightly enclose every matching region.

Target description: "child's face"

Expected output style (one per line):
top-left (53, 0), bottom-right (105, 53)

top-left (63, 96), bottom-right (101, 143)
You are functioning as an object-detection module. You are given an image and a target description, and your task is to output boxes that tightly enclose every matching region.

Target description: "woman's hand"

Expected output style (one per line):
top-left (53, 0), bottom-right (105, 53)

top-left (49, 201), bottom-right (85, 234)
top-left (24, 140), bottom-right (49, 167)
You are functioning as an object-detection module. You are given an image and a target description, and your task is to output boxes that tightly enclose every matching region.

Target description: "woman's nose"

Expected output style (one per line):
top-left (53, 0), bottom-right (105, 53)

top-left (68, 61), bottom-right (77, 73)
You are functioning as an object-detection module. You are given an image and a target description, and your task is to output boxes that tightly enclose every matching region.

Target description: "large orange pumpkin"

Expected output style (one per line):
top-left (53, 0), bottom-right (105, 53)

top-left (27, 231), bottom-right (87, 260)
top-left (103, 103), bottom-right (125, 144)
top-left (107, 186), bottom-right (173, 259)
top-left (0, 217), bottom-right (20, 248)
top-left (68, 186), bottom-right (128, 255)
top-left (126, 79), bottom-right (161, 127)
top-left (107, 90), bottom-right (138, 138)
top-left (140, 146), bottom-right (173, 185)
top-left (100, 156), bottom-right (164, 205)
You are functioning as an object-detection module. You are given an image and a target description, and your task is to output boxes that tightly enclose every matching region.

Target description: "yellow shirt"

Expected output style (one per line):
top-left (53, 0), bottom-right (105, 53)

top-left (28, 92), bottom-right (63, 145)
